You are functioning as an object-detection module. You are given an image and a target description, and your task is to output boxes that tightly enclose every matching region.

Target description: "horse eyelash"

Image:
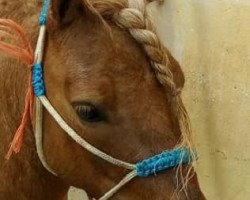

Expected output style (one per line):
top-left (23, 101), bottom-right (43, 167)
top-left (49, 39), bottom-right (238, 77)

top-left (74, 103), bottom-right (106, 122)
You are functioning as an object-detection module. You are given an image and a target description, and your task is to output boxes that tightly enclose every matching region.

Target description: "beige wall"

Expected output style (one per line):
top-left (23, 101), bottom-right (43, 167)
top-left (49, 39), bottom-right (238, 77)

top-left (69, 1), bottom-right (250, 199)
top-left (150, 0), bottom-right (250, 199)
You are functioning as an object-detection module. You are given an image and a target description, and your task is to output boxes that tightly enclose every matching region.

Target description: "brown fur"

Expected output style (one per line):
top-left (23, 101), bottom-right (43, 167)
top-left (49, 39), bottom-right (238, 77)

top-left (0, 0), bottom-right (205, 199)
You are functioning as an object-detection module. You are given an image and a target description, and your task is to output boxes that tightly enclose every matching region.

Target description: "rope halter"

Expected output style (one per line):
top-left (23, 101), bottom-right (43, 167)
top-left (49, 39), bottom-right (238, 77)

top-left (5, 1), bottom-right (197, 199)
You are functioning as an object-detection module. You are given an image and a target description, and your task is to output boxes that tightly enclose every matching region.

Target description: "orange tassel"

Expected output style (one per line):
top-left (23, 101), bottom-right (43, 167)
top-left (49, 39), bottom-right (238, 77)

top-left (5, 75), bottom-right (34, 160)
top-left (0, 19), bottom-right (34, 159)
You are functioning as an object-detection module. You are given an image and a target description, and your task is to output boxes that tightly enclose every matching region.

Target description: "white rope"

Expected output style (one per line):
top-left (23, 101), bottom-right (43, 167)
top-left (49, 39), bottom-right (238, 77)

top-left (96, 170), bottom-right (137, 200)
top-left (35, 97), bottom-right (57, 175)
top-left (34, 25), bottom-right (58, 175)
top-left (38, 95), bottom-right (135, 170)
top-left (35, 25), bottom-right (46, 63)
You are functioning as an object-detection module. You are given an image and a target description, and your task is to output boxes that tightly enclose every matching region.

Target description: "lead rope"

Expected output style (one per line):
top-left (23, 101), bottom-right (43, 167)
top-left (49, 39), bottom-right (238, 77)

top-left (31, 1), bottom-right (196, 200)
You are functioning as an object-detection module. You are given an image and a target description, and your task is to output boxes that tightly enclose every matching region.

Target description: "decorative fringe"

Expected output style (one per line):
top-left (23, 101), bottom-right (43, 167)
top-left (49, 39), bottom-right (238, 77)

top-left (5, 75), bottom-right (34, 159)
top-left (0, 19), bottom-right (34, 64)
top-left (0, 19), bottom-right (34, 159)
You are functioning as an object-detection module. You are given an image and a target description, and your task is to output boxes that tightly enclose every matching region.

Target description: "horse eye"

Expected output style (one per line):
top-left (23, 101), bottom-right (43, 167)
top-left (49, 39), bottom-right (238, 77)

top-left (74, 103), bottom-right (103, 122)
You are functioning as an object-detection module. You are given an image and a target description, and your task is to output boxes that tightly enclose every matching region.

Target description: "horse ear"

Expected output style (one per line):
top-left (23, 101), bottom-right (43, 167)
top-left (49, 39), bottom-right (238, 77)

top-left (51, 0), bottom-right (83, 24)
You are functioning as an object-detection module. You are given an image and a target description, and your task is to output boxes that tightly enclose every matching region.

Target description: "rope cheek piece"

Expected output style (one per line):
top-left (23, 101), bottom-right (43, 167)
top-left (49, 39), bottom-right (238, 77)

top-left (5, 1), bottom-right (197, 199)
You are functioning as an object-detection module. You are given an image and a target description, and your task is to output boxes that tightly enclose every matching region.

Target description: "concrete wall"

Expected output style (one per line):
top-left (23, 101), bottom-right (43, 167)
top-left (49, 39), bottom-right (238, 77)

top-left (150, 0), bottom-right (250, 199)
top-left (69, 0), bottom-right (250, 199)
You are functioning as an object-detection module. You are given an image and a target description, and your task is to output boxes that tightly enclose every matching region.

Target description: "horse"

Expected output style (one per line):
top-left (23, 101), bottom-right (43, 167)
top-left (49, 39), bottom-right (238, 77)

top-left (0, 0), bottom-right (206, 199)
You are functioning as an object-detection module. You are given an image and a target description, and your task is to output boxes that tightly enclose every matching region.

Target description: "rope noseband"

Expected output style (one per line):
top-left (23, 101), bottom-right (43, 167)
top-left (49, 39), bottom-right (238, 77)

top-left (7, 1), bottom-right (196, 199)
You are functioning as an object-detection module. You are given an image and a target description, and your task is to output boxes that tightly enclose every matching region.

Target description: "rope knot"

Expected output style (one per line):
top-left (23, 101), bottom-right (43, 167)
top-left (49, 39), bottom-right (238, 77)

top-left (32, 63), bottom-right (45, 96)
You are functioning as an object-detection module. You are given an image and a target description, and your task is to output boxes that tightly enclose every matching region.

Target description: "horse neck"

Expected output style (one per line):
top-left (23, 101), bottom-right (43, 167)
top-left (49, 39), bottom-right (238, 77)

top-left (0, 51), bottom-right (68, 200)
top-left (0, 2), bottom-right (69, 200)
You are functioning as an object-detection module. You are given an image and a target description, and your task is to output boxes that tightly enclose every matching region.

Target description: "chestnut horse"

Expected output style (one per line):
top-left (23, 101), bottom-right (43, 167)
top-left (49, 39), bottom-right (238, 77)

top-left (0, 0), bottom-right (205, 199)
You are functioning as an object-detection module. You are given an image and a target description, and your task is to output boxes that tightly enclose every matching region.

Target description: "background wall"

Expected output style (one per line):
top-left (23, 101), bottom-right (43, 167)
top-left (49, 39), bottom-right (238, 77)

top-left (150, 0), bottom-right (250, 199)
top-left (69, 0), bottom-right (250, 199)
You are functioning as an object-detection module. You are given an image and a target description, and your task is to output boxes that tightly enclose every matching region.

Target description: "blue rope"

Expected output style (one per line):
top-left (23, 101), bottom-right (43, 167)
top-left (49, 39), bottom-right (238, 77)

top-left (39, 0), bottom-right (51, 25)
top-left (32, 0), bottom-right (51, 95)
top-left (32, 64), bottom-right (45, 96)
top-left (136, 147), bottom-right (196, 177)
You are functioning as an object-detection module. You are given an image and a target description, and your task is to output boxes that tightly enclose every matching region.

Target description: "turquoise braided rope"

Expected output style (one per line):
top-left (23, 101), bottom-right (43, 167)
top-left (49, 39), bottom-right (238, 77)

top-left (136, 147), bottom-right (196, 177)
top-left (32, 63), bottom-right (45, 96)
top-left (39, 0), bottom-right (51, 25)
top-left (32, 0), bottom-right (50, 96)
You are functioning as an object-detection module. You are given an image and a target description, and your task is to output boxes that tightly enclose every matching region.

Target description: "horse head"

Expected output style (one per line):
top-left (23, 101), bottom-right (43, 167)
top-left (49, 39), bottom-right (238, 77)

top-left (0, 0), bottom-right (205, 199)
